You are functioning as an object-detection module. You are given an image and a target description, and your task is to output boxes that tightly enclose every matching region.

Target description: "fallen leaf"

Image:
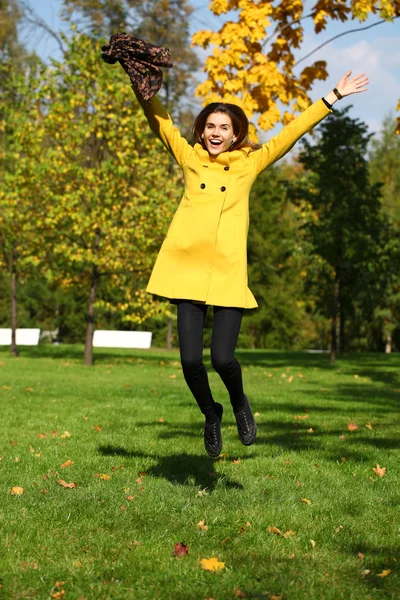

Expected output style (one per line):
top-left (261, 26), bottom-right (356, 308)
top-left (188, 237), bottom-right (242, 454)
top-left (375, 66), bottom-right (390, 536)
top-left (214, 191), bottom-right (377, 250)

top-left (158, 418), bottom-right (165, 423)
top-left (10, 486), bottom-right (24, 496)
top-left (341, 457), bottom-right (347, 463)
top-left (234, 589), bottom-right (246, 598)
top-left (37, 433), bottom-right (47, 439)
top-left (40, 489), bottom-right (48, 494)
top-left (82, 416), bottom-right (89, 421)
top-left (254, 412), bottom-right (260, 417)
top-left (361, 569), bottom-right (371, 576)
top-left (298, 373), bottom-right (303, 378)
top-left (283, 530), bottom-right (296, 538)
top-left (126, 496), bottom-right (135, 501)
top-left (60, 431), bottom-right (71, 439)
top-left (173, 542), bottom-right (189, 556)
top-left (372, 464), bottom-right (386, 477)
top-left (25, 387), bottom-right (34, 392)
top-left (288, 375), bottom-right (294, 383)
top-left (136, 477), bottom-right (143, 484)
top-left (294, 414), bottom-right (309, 420)
top-left (169, 374), bottom-right (176, 379)
top-left (307, 428), bottom-right (314, 433)
top-left (365, 423), bottom-right (373, 430)
top-left (74, 560), bottom-right (83, 568)
top-left (310, 539), bottom-right (316, 548)
top-left (358, 552), bottom-right (364, 559)
top-left (339, 435), bottom-right (346, 440)
top-left (14, 456), bottom-right (20, 462)
top-left (93, 425), bottom-right (102, 432)
top-left (57, 479), bottom-right (78, 489)
top-left (295, 481), bottom-right (304, 487)
top-left (60, 460), bottom-right (74, 469)
top-left (196, 520), bottom-right (208, 531)
top-left (232, 459), bottom-right (241, 464)
top-left (267, 526), bottom-right (283, 536)
top-left (51, 592), bottom-right (65, 600)
top-left (377, 569), bottom-right (391, 578)
top-left (335, 525), bottom-right (344, 533)
top-left (301, 498), bottom-right (311, 505)
top-left (269, 596), bottom-right (283, 600)
top-left (197, 488), bottom-right (208, 497)
top-left (347, 423), bottom-right (359, 432)
top-left (200, 557), bottom-right (225, 571)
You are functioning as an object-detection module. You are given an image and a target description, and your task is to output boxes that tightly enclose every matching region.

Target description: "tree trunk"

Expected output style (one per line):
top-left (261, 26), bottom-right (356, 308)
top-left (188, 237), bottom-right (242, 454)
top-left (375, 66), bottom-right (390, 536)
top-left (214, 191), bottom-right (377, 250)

top-left (10, 268), bottom-right (18, 357)
top-left (167, 317), bottom-right (173, 349)
top-left (84, 264), bottom-right (98, 366)
top-left (339, 307), bottom-right (345, 355)
top-left (385, 334), bottom-right (392, 354)
top-left (330, 274), bottom-right (340, 364)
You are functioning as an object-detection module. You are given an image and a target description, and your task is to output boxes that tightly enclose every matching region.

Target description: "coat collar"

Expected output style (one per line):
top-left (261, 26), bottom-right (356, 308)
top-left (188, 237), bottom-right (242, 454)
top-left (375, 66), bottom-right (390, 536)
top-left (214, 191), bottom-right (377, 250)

top-left (194, 143), bottom-right (253, 165)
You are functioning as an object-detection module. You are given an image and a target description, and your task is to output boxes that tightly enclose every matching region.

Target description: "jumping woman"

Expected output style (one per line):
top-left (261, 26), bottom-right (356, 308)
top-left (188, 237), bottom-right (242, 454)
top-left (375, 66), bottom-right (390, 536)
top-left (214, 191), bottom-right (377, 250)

top-left (132, 64), bottom-right (368, 457)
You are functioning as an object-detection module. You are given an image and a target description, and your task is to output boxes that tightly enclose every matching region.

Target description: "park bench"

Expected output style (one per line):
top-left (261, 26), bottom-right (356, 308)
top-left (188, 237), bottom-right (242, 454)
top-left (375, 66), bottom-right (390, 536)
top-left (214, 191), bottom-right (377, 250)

top-left (92, 330), bottom-right (152, 349)
top-left (0, 328), bottom-right (41, 345)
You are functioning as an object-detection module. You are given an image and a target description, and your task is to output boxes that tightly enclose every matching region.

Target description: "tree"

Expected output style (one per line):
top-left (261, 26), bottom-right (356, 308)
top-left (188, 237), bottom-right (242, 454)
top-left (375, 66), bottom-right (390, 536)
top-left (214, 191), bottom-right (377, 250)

top-left (193, 0), bottom-right (400, 132)
top-left (36, 33), bottom-right (180, 365)
top-left (369, 115), bottom-right (400, 351)
top-left (293, 107), bottom-right (385, 363)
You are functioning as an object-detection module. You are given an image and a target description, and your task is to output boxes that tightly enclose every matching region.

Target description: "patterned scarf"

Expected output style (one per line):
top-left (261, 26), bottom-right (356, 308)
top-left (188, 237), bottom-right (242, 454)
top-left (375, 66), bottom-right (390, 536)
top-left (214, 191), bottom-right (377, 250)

top-left (101, 33), bottom-right (173, 101)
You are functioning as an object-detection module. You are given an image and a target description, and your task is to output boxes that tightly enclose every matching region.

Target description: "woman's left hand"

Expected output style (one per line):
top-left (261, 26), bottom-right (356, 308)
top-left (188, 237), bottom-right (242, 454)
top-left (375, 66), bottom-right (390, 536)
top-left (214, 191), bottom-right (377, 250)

top-left (335, 71), bottom-right (369, 97)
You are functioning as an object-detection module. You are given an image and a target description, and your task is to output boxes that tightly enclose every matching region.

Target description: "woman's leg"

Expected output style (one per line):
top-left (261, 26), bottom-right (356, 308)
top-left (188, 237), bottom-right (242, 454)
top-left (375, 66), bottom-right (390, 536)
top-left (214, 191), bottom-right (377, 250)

top-left (211, 306), bottom-right (256, 445)
top-left (210, 306), bottom-right (245, 412)
top-left (176, 301), bottom-right (219, 421)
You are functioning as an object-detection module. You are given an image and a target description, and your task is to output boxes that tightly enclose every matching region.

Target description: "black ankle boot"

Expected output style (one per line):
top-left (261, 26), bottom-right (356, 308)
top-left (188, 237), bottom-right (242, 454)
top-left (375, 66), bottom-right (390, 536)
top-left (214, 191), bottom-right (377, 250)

top-left (204, 402), bottom-right (223, 457)
top-left (234, 394), bottom-right (256, 446)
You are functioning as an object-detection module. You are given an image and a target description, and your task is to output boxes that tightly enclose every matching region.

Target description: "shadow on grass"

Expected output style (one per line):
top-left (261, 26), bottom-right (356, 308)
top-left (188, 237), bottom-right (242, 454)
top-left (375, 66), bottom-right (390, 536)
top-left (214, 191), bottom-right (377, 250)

top-left (98, 444), bottom-right (245, 491)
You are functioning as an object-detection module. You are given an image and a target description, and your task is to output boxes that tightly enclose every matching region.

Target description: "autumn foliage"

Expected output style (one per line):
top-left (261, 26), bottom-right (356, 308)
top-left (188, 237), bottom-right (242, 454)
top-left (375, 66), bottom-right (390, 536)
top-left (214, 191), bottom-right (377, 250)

top-left (193, 0), bottom-right (400, 132)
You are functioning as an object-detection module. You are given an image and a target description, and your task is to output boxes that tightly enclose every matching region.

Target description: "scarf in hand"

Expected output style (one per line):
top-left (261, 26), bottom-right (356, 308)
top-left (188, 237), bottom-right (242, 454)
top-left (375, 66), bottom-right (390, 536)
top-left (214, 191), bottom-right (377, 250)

top-left (101, 33), bottom-right (173, 101)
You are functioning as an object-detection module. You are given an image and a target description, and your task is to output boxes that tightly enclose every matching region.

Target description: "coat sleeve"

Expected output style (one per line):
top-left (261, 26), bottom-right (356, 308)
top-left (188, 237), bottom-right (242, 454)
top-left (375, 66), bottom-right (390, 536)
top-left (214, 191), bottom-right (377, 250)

top-left (250, 99), bottom-right (332, 175)
top-left (136, 93), bottom-right (192, 168)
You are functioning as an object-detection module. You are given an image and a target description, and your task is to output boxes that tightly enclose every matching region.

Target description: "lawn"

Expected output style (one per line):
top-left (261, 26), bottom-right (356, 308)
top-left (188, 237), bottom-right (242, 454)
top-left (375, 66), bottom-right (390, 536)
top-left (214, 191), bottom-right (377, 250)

top-left (0, 345), bottom-right (399, 600)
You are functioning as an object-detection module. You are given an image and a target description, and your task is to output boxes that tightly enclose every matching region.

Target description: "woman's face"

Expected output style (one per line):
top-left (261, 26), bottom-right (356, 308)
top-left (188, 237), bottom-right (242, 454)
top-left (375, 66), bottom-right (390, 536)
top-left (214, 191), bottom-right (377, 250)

top-left (202, 112), bottom-right (236, 156)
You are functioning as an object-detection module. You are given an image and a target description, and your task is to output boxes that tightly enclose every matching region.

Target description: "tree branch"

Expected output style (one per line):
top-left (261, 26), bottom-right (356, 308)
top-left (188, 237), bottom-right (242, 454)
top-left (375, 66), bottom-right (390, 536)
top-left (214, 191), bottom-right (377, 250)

top-left (19, 1), bottom-right (66, 56)
top-left (294, 17), bottom-right (399, 67)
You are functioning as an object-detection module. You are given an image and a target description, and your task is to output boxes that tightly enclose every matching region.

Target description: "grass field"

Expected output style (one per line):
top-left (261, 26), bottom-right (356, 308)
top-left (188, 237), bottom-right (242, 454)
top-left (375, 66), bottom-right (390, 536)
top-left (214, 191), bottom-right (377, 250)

top-left (1, 345), bottom-right (399, 600)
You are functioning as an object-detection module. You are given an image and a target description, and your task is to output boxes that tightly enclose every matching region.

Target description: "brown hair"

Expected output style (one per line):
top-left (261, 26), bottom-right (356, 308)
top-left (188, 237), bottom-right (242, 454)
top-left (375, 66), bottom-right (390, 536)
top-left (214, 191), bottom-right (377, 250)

top-left (193, 102), bottom-right (261, 152)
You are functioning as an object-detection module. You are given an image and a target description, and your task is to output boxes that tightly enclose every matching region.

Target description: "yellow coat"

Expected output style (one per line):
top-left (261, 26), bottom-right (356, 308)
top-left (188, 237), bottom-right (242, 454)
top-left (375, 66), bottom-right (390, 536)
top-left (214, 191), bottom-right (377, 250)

top-left (141, 96), bottom-right (331, 308)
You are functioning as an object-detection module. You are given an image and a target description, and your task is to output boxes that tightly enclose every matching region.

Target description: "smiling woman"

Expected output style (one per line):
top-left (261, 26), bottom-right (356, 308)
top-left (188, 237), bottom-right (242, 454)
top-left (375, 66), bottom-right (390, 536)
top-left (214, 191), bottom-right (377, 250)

top-left (128, 43), bottom-right (368, 459)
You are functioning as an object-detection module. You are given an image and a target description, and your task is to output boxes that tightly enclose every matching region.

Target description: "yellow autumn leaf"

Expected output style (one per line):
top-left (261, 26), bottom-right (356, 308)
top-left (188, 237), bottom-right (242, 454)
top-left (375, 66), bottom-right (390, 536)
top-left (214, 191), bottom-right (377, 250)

top-left (301, 498), bottom-right (311, 505)
top-left (60, 431), bottom-right (71, 438)
top-left (372, 464), bottom-right (386, 477)
top-left (60, 460), bottom-right (74, 469)
top-left (196, 520), bottom-right (208, 531)
top-left (200, 557), bottom-right (225, 571)
top-left (377, 569), bottom-right (391, 577)
top-left (10, 486), bottom-right (24, 495)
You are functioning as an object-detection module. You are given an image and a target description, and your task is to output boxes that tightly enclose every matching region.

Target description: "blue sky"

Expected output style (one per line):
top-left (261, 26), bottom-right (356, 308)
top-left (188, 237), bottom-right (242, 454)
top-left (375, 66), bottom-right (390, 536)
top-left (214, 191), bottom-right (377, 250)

top-left (24, 0), bottom-right (400, 137)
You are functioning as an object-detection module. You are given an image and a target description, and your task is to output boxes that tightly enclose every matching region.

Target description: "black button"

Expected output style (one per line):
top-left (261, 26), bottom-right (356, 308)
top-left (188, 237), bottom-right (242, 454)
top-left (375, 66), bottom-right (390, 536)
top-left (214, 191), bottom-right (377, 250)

top-left (221, 186), bottom-right (226, 192)
top-left (224, 166), bottom-right (230, 171)
top-left (200, 183), bottom-right (206, 189)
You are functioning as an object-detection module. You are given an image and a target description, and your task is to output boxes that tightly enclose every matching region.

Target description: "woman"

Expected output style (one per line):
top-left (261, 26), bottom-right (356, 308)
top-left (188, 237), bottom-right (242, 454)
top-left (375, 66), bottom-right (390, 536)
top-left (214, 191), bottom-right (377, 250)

top-left (135, 71), bottom-right (368, 457)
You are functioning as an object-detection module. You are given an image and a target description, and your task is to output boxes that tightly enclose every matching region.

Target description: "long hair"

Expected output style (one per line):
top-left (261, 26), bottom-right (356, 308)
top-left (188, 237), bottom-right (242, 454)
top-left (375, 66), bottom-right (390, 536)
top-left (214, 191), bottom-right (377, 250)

top-left (193, 102), bottom-right (261, 152)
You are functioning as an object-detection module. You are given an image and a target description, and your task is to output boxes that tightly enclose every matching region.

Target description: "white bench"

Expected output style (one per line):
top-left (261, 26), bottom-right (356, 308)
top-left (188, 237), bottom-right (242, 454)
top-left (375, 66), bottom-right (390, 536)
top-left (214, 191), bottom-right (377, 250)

top-left (93, 330), bottom-right (152, 349)
top-left (0, 328), bottom-right (41, 346)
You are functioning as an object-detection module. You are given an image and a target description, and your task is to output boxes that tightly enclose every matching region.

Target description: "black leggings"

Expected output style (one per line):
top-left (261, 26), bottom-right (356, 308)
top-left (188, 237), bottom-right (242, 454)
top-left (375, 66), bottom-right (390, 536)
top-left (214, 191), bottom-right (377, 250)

top-left (176, 301), bottom-right (245, 417)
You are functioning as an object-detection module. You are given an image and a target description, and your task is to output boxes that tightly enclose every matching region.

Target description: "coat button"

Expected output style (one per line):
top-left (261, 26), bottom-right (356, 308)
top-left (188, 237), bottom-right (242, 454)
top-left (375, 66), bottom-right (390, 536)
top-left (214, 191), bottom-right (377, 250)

top-left (221, 186), bottom-right (226, 192)
top-left (224, 166), bottom-right (230, 171)
top-left (200, 183), bottom-right (206, 189)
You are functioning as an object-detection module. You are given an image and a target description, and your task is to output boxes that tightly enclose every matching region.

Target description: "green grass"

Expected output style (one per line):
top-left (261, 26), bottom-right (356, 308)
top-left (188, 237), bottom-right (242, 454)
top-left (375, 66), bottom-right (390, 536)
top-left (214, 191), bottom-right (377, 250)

top-left (0, 345), bottom-right (399, 600)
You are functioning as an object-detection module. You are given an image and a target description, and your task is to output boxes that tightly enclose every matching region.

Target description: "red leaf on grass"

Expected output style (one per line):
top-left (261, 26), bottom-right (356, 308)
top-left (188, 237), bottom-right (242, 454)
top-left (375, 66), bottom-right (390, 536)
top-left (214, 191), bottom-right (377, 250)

top-left (173, 542), bottom-right (189, 556)
top-left (347, 423), bottom-right (359, 432)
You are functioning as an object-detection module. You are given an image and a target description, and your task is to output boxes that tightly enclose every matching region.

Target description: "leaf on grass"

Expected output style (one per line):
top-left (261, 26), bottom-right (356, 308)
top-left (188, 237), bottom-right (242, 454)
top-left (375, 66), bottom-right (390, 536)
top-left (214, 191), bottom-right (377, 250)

top-left (40, 489), bottom-right (48, 494)
top-left (377, 569), bottom-right (391, 578)
top-left (254, 412), bottom-right (260, 417)
top-left (335, 525), bottom-right (344, 533)
top-left (196, 520), bottom-right (208, 531)
top-left (60, 431), bottom-right (71, 438)
top-left (347, 423), bottom-right (359, 432)
top-left (197, 488), bottom-right (208, 497)
top-left (169, 374), bottom-right (177, 379)
top-left (307, 428), bottom-right (314, 433)
top-left (10, 486), bottom-right (24, 495)
top-left (57, 479), bottom-right (78, 489)
top-left (172, 542), bottom-right (189, 556)
top-left (126, 496), bottom-right (135, 501)
top-left (234, 589), bottom-right (246, 598)
top-left (361, 569), bottom-right (371, 576)
top-left (200, 557), bottom-right (225, 571)
top-left (93, 425), bottom-right (102, 432)
top-left (372, 464), bottom-right (386, 477)
top-left (269, 595), bottom-right (283, 600)
top-left (288, 376), bottom-right (294, 383)
top-left (74, 560), bottom-right (83, 568)
top-left (158, 418), bottom-right (165, 423)
top-left (339, 435), bottom-right (346, 440)
top-left (37, 433), bottom-right (47, 439)
top-left (283, 530), bottom-right (296, 538)
top-left (365, 423), bottom-right (373, 430)
top-left (25, 387), bottom-right (34, 392)
top-left (310, 539), bottom-right (316, 548)
top-left (51, 592), bottom-right (65, 600)
top-left (232, 459), bottom-right (241, 464)
top-left (267, 526), bottom-right (283, 536)
top-left (358, 552), bottom-right (364, 559)
top-left (301, 498), bottom-right (311, 505)
top-left (294, 414), bottom-right (309, 420)
top-left (60, 460), bottom-right (74, 469)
